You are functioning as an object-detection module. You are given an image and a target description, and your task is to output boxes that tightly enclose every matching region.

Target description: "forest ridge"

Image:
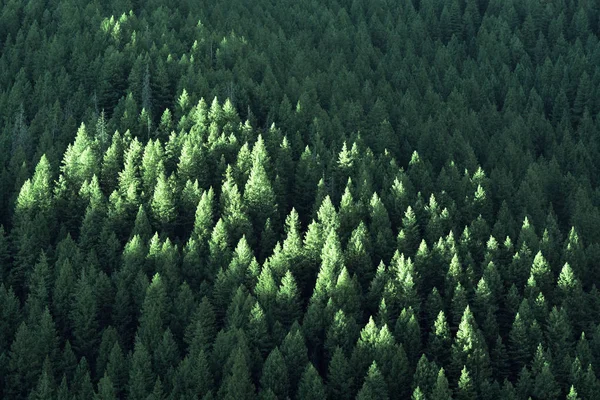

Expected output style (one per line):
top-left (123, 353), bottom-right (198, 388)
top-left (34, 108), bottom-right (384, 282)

top-left (1, 0), bottom-right (600, 399)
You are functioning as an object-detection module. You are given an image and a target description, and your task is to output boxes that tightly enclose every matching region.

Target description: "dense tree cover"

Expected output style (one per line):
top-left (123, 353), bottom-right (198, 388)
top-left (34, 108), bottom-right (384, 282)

top-left (2, 0), bottom-right (600, 398)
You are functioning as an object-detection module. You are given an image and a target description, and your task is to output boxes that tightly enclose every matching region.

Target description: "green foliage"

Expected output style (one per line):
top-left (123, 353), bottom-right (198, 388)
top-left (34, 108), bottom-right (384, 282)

top-left (297, 363), bottom-right (326, 400)
top-left (3, 1), bottom-right (600, 398)
top-left (357, 361), bottom-right (389, 400)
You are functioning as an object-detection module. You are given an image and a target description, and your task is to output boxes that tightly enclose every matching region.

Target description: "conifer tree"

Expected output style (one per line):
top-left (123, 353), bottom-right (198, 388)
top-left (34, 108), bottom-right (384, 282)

top-left (327, 347), bottom-right (353, 400)
top-left (357, 361), bottom-right (389, 400)
top-left (260, 347), bottom-right (289, 399)
top-left (244, 153), bottom-right (277, 237)
top-left (128, 337), bottom-right (154, 400)
top-left (451, 306), bottom-right (490, 387)
top-left (70, 268), bottom-right (99, 362)
top-left (219, 346), bottom-right (256, 400)
top-left (456, 366), bottom-right (475, 400)
top-left (151, 171), bottom-right (176, 231)
top-left (280, 323), bottom-right (308, 397)
top-left (432, 368), bottom-right (452, 400)
top-left (276, 270), bottom-right (302, 329)
top-left (428, 311), bottom-right (452, 366)
top-left (296, 363), bottom-right (326, 400)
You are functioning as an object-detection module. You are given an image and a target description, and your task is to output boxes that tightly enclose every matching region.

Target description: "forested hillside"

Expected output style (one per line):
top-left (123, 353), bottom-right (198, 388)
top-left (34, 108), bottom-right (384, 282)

top-left (2, 0), bottom-right (600, 399)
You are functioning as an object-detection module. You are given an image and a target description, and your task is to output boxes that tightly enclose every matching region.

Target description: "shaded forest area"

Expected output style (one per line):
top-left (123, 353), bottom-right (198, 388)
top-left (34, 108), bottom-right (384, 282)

top-left (2, 0), bottom-right (600, 398)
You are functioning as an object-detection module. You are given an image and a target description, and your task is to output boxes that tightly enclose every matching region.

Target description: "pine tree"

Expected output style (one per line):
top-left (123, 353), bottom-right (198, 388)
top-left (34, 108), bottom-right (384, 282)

top-left (244, 153), bottom-right (277, 236)
top-left (275, 270), bottom-right (302, 329)
top-left (345, 221), bottom-right (373, 288)
top-left (451, 306), bottom-right (490, 387)
top-left (297, 363), bottom-right (327, 400)
top-left (0, 284), bottom-right (20, 361)
top-left (105, 341), bottom-right (128, 397)
top-left (24, 252), bottom-right (51, 322)
top-left (357, 361), bottom-right (389, 400)
top-left (531, 345), bottom-right (560, 400)
top-left (566, 385), bottom-right (581, 400)
top-left (138, 273), bottom-right (168, 354)
top-left (280, 323), bottom-right (308, 397)
top-left (151, 171), bottom-right (176, 231)
top-left (70, 268), bottom-right (99, 363)
top-left (400, 206), bottom-right (420, 256)
top-left (260, 347), bottom-right (289, 399)
top-left (395, 307), bottom-right (421, 367)
top-left (221, 167), bottom-right (253, 247)
top-left (431, 368), bottom-right (452, 400)
top-left (153, 328), bottom-right (179, 380)
top-left (427, 311), bottom-right (452, 366)
top-left (128, 337), bottom-right (154, 400)
top-left (325, 309), bottom-right (358, 360)
top-left (72, 357), bottom-right (95, 400)
top-left (327, 347), bottom-right (353, 400)
top-left (369, 192), bottom-right (394, 263)
top-left (456, 366), bottom-right (475, 400)
top-left (28, 357), bottom-right (54, 400)
top-left (219, 346), bottom-right (256, 400)
top-left (171, 349), bottom-right (212, 399)
top-left (411, 387), bottom-right (425, 400)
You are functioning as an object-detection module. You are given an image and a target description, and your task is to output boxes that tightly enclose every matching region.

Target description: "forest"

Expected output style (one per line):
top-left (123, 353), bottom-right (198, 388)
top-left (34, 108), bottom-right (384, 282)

top-left (1, 0), bottom-right (600, 399)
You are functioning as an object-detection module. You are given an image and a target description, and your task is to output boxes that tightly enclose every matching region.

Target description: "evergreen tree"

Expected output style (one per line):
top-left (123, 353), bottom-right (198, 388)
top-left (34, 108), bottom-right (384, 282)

top-left (138, 273), bottom-right (168, 354)
top-left (219, 346), bottom-right (256, 400)
top-left (297, 363), bottom-right (327, 400)
top-left (70, 268), bottom-right (99, 363)
top-left (357, 362), bottom-right (389, 400)
top-left (260, 347), bottom-right (289, 399)
top-left (327, 347), bottom-right (353, 400)
top-left (128, 337), bottom-right (154, 400)
top-left (280, 323), bottom-right (308, 397)
top-left (431, 368), bottom-right (452, 400)
top-left (451, 306), bottom-right (490, 387)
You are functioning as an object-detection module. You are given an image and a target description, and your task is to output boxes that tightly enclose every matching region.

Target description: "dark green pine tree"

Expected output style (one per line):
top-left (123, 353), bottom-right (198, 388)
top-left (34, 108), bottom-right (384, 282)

top-left (531, 345), bottom-right (560, 400)
top-left (185, 296), bottom-right (216, 355)
top-left (356, 361), bottom-right (389, 400)
top-left (345, 221), bottom-right (373, 289)
top-left (325, 309), bottom-right (358, 362)
top-left (0, 284), bottom-right (20, 367)
top-left (431, 368), bottom-right (452, 400)
top-left (260, 347), bottom-right (289, 399)
top-left (221, 167), bottom-right (253, 247)
top-left (7, 308), bottom-right (58, 400)
top-left (219, 346), bottom-right (256, 400)
top-left (369, 192), bottom-right (394, 263)
top-left (128, 337), bottom-right (154, 400)
top-left (24, 252), bottom-right (51, 322)
top-left (327, 346), bottom-right (353, 400)
top-left (28, 357), bottom-right (54, 400)
top-left (71, 357), bottom-right (96, 400)
top-left (297, 363), bottom-right (327, 400)
top-left (70, 268), bottom-right (99, 363)
top-left (138, 273), bottom-right (168, 355)
top-left (395, 307), bottom-right (422, 368)
top-left (153, 328), bottom-right (179, 382)
top-left (0, 226), bottom-right (11, 283)
top-left (171, 349), bottom-right (212, 399)
top-left (280, 323), bottom-right (308, 398)
top-left (104, 341), bottom-right (128, 397)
